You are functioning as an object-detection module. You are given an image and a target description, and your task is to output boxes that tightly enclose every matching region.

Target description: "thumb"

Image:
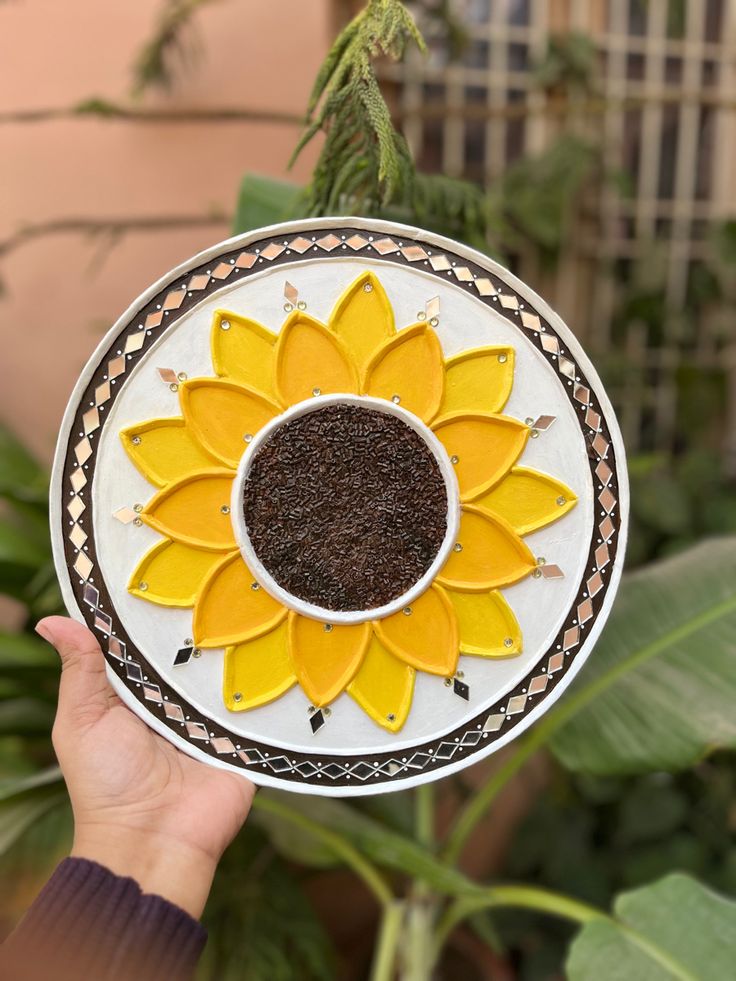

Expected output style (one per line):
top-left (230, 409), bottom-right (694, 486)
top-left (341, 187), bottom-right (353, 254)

top-left (37, 616), bottom-right (114, 729)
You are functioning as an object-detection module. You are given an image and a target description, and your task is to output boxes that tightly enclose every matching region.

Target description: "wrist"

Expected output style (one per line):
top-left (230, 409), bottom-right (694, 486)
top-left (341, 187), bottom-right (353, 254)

top-left (72, 823), bottom-right (218, 919)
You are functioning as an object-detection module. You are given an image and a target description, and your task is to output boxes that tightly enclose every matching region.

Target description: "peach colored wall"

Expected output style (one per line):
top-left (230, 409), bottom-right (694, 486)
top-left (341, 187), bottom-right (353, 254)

top-left (0, 0), bottom-right (330, 461)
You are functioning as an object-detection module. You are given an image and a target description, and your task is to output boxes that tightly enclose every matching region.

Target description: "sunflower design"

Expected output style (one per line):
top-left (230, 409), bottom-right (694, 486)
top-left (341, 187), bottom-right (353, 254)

top-left (121, 271), bottom-right (576, 732)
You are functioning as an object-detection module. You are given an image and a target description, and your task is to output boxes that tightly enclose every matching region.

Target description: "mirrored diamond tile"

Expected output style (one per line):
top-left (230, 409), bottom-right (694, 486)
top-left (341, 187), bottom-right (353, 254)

top-left (108, 636), bottom-right (126, 661)
top-left (124, 332), bottom-right (145, 354)
top-left (577, 598), bottom-right (594, 623)
top-left (174, 647), bottom-right (193, 665)
top-left (558, 356), bottom-right (576, 379)
top-left (211, 262), bottom-right (233, 280)
top-left (310, 709), bottom-right (325, 733)
top-left (143, 684), bottom-right (162, 703)
top-left (507, 694), bottom-right (527, 715)
top-left (283, 281), bottom-right (299, 306)
top-left (429, 254), bottom-right (451, 270)
top-left (574, 384), bottom-right (590, 404)
top-left (563, 626), bottom-right (580, 650)
top-left (528, 674), bottom-right (548, 695)
top-left (434, 742), bottom-right (459, 760)
top-left (164, 703), bottom-right (185, 722)
top-left (541, 334), bottom-right (560, 354)
top-left (483, 714), bottom-right (505, 732)
top-left (211, 737), bottom-right (236, 754)
top-left (186, 721), bottom-right (209, 740)
top-left (499, 293), bottom-right (519, 310)
top-left (74, 438), bottom-right (93, 465)
top-left (70, 468), bottom-right (88, 492)
top-left (599, 516), bottom-right (615, 541)
top-left (269, 756), bottom-right (294, 773)
top-left (548, 652), bottom-right (564, 673)
top-left (540, 564), bottom-right (564, 579)
top-left (82, 408), bottom-right (100, 434)
top-left (345, 234), bottom-right (368, 250)
top-left (351, 762), bottom-right (377, 781)
top-left (452, 265), bottom-right (473, 281)
top-left (521, 310), bottom-right (541, 330)
top-left (108, 355), bottom-right (126, 379)
top-left (235, 252), bottom-right (257, 268)
top-left (145, 312), bottom-right (163, 329)
top-left (586, 408), bottom-right (602, 430)
top-left (83, 583), bottom-right (99, 608)
top-left (406, 752), bottom-right (432, 769)
top-left (94, 381), bottom-right (111, 406)
top-left (67, 496), bottom-right (85, 521)
top-left (587, 571), bottom-right (604, 596)
top-left (595, 543), bottom-right (611, 568)
top-left (599, 488), bottom-right (616, 513)
top-left (296, 761), bottom-right (320, 778)
top-left (74, 553), bottom-right (93, 579)
top-left (157, 367), bottom-right (179, 385)
top-left (453, 678), bottom-right (470, 700)
top-left (321, 762), bottom-right (345, 779)
top-left (187, 274), bottom-right (210, 291)
top-left (288, 237), bottom-right (312, 254)
top-left (125, 661), bottom-right (144, 683)
top-left (315, 235), bottom-right (340, 252)
top-left (596, 460), bottom-right (612, 485)
top-left (372, 237), bottom-right (399, 255)
top-left (402, 245), bottom-right (429, 262)
top-left (163, 289), bottom-right (186, 310)
top-left (94, 611), bottom-right (112, 634)
top-left (592, 434), bottom-right (609, 457)
top-left (460, 731), bottom-right (482, 747)
top-left (260, 243), bottom-right (285, 260)
top-left (113, 506), bottom-right (138, 524)
top-left (475, 277), bottom-right (495, 296)
top-left (69, 523), bottom-right (87, 549)
top-left (532, 415), bottom-right (556, 431)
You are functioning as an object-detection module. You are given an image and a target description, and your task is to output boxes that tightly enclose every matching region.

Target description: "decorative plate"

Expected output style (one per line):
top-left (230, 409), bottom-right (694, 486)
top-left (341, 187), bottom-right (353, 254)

top-left (50, 219), bottom-right (628, 796)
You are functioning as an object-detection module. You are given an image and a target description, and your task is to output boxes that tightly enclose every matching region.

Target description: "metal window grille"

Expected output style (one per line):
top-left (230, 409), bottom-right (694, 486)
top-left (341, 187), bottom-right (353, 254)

top-left (376, 0), bottom-right (736, 466)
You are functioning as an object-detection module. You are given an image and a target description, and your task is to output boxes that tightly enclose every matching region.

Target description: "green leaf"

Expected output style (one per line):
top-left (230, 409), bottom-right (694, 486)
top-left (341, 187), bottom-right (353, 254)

top-left (0, 632), bottom-right (58, 671)
top-left (232, 174), bottom-right (302, 235)
top-left (0, 426), bottom-right (48, 505)
top-left (0, 767), bottom-right (65, 858)
top-left (567, 873), bottom-right (736, 980)
top-left (0, 698), bottom-right (55, 736)
top-left (551, 539), bottom-right (736, 774)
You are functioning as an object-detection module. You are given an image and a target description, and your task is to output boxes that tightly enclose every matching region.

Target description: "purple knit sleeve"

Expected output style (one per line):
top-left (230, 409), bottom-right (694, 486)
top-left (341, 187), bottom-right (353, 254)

top-left (0, 858), bottom-right (207, 981)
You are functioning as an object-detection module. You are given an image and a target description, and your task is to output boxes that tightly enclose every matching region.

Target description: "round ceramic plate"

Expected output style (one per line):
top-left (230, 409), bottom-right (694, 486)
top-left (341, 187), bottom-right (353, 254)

top-left (51, 218), bottom-right (628, 796)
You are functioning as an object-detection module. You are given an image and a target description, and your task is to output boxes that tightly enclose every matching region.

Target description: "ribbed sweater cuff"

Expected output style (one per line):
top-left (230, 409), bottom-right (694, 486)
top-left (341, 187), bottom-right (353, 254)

top-left (1, 857), bottom-right (206, 981)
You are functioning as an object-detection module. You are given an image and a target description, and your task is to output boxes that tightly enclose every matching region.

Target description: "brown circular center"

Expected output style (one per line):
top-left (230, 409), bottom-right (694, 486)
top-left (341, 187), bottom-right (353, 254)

top-left (242, 403), bottom-right (448, 612)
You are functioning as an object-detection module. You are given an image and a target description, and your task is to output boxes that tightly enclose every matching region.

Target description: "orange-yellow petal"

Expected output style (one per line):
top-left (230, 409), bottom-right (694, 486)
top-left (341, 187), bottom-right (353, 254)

top-left (180, 378), bottom-right (279, 468)
top-left (432, 412), bottom-right (529, 501)
top-left (364, 323), bottom-right (444, 423)
top-left (275, 311), bottom-right (358, 406)
top-left (437, 505), bottom-right (536, 592)
top-left (439, 346), bottom-right (515, 415)
top-left (348, 635), bottom-right (415, 732)
top-left (193, 553), bottom-right (286, 648)
top-left (211, 310), bottom-right (277, 397)
top-left (141, 469), bottom-right (236, 551)
top-left (223, 621), bottom-right (295, 710)
top-left (120, 418), bottom-right (216, 488)
top-left (373, 584), bottom-right (458, 676)
top-left (477, 466), bottom-right (577, 535)
top-left (128, 540), bottom-right (233, 607)
top-left (446, 589), bottom-right (522, 657)
top-left (288, 613), bottom-right (370, 706)
top-left (328, 271), bottom-right (396, 378)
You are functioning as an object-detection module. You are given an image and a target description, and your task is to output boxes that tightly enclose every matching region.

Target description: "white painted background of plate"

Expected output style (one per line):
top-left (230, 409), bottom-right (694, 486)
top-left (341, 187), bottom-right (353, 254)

top-left (93, 257), bottom-right (594, 755)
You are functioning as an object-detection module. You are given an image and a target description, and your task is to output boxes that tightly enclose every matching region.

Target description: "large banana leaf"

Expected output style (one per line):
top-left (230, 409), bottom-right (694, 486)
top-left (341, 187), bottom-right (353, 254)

top-left (550, 538), bottom-right (736, 774)
top-left (567, 873), bottom-right (736, 980)
top-left (232, 174), bottom-right (302, 235)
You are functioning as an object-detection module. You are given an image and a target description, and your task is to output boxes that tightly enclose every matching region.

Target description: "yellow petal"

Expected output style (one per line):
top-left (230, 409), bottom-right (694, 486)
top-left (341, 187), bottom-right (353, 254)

top-left (275, 311), bottom-right (358, 406)
top-left (348, 636), bottom-right (415, 732)
top-left (374, 584), bottom-right (458, 676)
top-left (120, 418), bottom-right (216, 488)
top-left (328, 271), bottom-right (396, 378)
top-left (288, 613), bottom-right (370, 706)
top-left (477, 466), bottom-right (578, 536)
top-left (364, 323), bottom-right (444, 423)
top-left (223, 621), bottom-right (295, 711)
top-left (193, 553), bottom-right (286, 648)
top-left (128, 540), bottom-right (233, 607)
top-left (141, 469), bottom-right (236, 551)
top-left (180, 378), bottom-right (279, 468)
top-left (432, 412), bottom-right (529, 501)
top-left (211, 310), bottom-right (277, 397)
top-left (437, 505), bottom-right (536, 592)
top-left (439, 346), bottom-right (515, 415)
top-left (446, 589), bottom-right (522, 657)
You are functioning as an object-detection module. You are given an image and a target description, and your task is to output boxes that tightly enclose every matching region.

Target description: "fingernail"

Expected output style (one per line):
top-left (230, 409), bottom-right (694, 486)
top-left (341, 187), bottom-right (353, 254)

top-left (35, 621), bottom-right (54, 644)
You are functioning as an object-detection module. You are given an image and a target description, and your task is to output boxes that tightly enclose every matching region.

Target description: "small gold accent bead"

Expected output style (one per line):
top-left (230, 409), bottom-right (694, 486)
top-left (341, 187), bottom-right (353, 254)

top-left (243, 433), bottom-right (253, 443)
top-left (504, 637), bottom-right (514, 648)
top-left (498, 353), bottom-right (508, 364)
top-left (192, 648), bottom-right (201, 658)
top-left (532, 568), bottom-right (542, 579)
top-left (444, 678), bottom-right (453, 687)
top-left (233, 692), bottom-right (243, 702)
top-left (169, 383), bottom-right (179, 392)
top-left (556, 496), bottom-right (566, 506)
top-left (363, 283), bottom-right (373, 292)
top-left (132, 435), bottom-right (141, 445)
top-left (387, 713), bottom-right (396, 722)
top-left (133, 517), bottom-right (142, 526)
top-left (138, 581), bottom-right (148, 591)
top-left (185, 638), bottom-right (193, 646)
top-left (454, 542), bottom-right (463, 552)
top-left (323, 707), bottom-right (332, 717)
top-left (251, 582), bottom-right (260, 591)
top-left (283, 303), bottom-right (293, 312)
top-left (537, 557), bottom-right (546, 565)
top-left (220, 505), bottom-right (230, 514)
top-left (450, 455), bottom-right (460, 465)
top-left (220, 320), bottom-right (231, 330)
top-left (133, 503), bottom-right (143, 513)
top-left (402, 606), bottom-right (412, 616)
top-left (429, 316), bottom-right (439, 327)
top-left (312, 387), bottom-right (321, 396)
top-left (297, 300), bottom-right (307, 310)
top-left (391, 395), bottom-right (401, 404)
top-left (177, 372), bottom-right (188, 382)
top-left (530, 429), bottom-right (540, 439)
top-left (323, 624), bottom-right (333, 633)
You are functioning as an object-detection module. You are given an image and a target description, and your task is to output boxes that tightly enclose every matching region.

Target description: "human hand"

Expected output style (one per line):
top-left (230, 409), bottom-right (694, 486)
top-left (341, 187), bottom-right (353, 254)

top-left (37, 616), bottom-right (255, 918)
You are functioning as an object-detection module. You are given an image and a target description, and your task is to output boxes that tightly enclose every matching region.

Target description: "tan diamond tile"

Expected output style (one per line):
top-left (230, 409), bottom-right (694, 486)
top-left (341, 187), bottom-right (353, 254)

top-left (260, 242), bottom-right (285, 260)
top-left (163, 289), bottom-right (186, 310)
top-left (373, 237), bottom-right (399, 255)
top-left (235, 252), bottom-right (257, 268)
top-left (475, 278), bottom-right (495, 296)
top-left (211, 262), bottom-right (233, 280)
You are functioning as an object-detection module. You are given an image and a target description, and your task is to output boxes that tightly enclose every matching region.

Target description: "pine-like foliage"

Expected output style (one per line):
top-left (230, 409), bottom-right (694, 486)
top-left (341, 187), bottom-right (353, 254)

top-left (293, 0), bottom-right (426, 213)
top-left (132, 0), bottom-right (224, 96)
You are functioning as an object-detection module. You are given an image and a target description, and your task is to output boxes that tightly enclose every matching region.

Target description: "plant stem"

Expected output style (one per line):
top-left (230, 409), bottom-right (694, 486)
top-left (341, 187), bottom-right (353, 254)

top-left (415, 783), bottom-right (435, 848)
top-left (433, 884), bottom-right (603, 957)
top-left (253, 794), bottom-right (393, 907)
top-left (370, 900), bottom-right (406, 981)
top-left (443, 591), bottom-right (736, 865)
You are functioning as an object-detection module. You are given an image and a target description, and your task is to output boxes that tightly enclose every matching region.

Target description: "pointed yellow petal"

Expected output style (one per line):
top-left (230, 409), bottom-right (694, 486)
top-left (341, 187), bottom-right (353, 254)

top-left (477, 466), bottom-right (578, 535)
top-left (364, 323), bottom-right (445, 423)
top-left (439, 346), bottom-right (515, 415)
top-left (180, 378), bottom-right (280, 468)
top-left (437, 505), bottom-right (536, 592)
top-left (120, 418), bottom-right (216, 488)
top-left (193, 553), bottom-right (286, 648)
top-left (141, 469), bottom-right (236, 551)
top-left (211, 309), bottom-right (277, 396)
top-left (348, 635), bottom-right (415, 732)
top-left (288, 613), bottom-right (370, 706)
top-left (446, 589), bottom-right (522, 657)
top-left (328, 271), bottom-right (396, 378)
top-left (432, 412), bottom-right (529, 501)
top-left (128, 540), bottom-right (233, 607)
top-left (374, 584), bottom-right (459, 676)
top-left (223, 621), bottom-right (295, 710)
top-left (275, 311), bottom-right (358, 406)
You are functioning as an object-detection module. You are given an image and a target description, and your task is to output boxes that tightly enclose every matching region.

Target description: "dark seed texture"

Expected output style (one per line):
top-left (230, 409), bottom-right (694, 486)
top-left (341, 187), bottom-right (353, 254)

top-left (243, 404), bottom-right (448, 612)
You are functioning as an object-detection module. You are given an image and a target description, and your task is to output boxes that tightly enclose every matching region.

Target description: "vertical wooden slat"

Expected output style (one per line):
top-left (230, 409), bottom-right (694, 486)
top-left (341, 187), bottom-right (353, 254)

top-left (484, 0), bottom-right (508, 185)
top-left (636, 0), bottom-right (668, 241)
